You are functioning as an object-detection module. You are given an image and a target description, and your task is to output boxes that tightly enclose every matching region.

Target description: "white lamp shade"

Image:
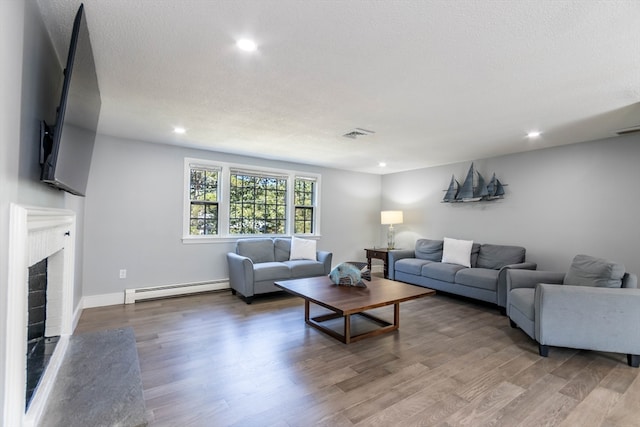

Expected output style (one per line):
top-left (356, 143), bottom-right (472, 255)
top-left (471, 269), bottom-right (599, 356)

top-left (381, 210), bottom-right (403, 225)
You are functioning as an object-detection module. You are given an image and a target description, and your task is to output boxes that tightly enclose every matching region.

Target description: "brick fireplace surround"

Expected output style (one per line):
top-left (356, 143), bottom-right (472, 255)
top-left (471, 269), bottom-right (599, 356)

top-left (5, 205), bottom-right (76, 427)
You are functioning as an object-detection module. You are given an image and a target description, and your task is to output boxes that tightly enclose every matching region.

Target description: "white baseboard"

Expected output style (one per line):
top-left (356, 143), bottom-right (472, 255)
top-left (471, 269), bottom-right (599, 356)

top-left (81, 292), bottom-right (125, 309)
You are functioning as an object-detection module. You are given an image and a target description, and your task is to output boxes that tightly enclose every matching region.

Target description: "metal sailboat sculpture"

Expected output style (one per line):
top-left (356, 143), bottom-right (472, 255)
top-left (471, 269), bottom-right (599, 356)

top-left (486, 173), bottom-right (506, 200)
top-left (442, 163), bottom-right (506, 203)
top-left (442, 175), bottom-right (460, 202)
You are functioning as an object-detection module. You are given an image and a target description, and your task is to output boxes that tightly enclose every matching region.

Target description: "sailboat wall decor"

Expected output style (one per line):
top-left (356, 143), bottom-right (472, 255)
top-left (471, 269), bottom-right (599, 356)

top-left (442, 163), bottom-right (507, 203)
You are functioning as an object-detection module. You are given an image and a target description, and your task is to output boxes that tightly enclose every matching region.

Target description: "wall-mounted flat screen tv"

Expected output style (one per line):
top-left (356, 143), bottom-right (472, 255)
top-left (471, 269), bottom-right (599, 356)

top-left (40, 3), bottom-right (101, 197)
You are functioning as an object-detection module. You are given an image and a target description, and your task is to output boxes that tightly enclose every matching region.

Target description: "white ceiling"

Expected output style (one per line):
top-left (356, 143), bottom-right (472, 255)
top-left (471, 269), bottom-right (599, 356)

top-left (37, 0), bottom-right (640, 174)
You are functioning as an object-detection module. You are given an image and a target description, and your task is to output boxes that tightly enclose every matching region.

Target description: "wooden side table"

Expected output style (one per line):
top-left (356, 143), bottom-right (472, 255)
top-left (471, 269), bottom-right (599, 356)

top-left (365, 248), bottom-right (391, 279)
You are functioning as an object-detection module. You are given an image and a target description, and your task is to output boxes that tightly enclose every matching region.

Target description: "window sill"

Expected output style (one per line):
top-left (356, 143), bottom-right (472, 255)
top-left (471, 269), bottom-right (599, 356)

top-left (182, 235), bottom-right (321, 245)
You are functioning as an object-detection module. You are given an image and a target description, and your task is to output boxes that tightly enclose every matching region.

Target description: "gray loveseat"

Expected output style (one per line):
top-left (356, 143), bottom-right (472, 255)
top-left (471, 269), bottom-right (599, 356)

top-left (227, 237), bottom-right (332, 303)
top-left (389, 238), bottom-right (536, 309)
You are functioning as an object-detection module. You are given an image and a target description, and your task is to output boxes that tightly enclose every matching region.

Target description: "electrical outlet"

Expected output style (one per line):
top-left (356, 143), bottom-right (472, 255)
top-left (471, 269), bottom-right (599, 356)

top-left (119, 269), bottom-right (127, 279)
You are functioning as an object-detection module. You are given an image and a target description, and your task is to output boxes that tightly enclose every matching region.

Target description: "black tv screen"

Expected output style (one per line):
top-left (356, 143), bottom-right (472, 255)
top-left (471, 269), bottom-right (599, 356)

top-left (41, 4), bottom-right (101, 197)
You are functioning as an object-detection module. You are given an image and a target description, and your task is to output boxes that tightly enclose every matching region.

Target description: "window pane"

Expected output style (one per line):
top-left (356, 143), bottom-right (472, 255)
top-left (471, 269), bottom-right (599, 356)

top-left (189, 202), bottom-right (218, 235)
top-left (189, 166), bottom-right (219, 235)
top-left (294, 207), bottom-right (313, 234)
top-left (294, 178), bottom-right (315, 234)
top-left (230, 171), bottom-right (287, 235)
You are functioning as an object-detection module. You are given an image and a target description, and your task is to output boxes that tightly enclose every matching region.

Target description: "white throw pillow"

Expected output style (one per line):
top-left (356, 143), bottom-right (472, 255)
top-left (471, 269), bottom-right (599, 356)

top-left (442, 237), bottom-right (473, 267)
top-left (289, 237), bottom-right (317, 261)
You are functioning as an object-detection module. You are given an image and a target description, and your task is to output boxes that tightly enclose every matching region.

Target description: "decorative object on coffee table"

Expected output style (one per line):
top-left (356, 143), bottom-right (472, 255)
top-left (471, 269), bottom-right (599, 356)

top-left (329, 262), bottom-right (368, 287)
top-left (381, 210), bottom-right (403, 249)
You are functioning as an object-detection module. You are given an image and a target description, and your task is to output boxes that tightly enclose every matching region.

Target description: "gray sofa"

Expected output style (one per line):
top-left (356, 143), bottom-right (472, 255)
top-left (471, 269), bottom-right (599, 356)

top-left (389, 238), bottom-right (536, 309)
top-left (227, 237), bottom-right (332, 303)
top-left (506, 254), bottom-right (640, 367)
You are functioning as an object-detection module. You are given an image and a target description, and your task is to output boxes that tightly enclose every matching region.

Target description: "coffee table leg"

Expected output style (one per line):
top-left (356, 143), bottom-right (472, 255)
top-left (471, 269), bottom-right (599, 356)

top-left (394, 303), bottom-right (399, 327)
top-left (345, 314), bottom-right (351, 344)
top-left (305, 299), bottom-right (310, 323)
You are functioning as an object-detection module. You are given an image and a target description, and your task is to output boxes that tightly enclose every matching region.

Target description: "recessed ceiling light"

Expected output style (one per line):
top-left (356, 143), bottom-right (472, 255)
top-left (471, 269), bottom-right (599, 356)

top-left (526, 131), bottom-right (541, 138)
top-left (237, 39), bottom-right (257, 52)
top-left (173, 127), bottom-right (186, 134)
top-left (378, 162), bottom-right (387, 167)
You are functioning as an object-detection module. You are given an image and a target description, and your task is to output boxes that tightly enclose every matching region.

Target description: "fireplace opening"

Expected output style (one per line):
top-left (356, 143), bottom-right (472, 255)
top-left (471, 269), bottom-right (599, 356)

top-left (26, 258), bottom-right (60, 410)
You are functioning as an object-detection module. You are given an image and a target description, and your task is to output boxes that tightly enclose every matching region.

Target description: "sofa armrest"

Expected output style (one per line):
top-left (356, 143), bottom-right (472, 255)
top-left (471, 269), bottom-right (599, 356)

top-left (535, 283), bottom-right (640, 354)
top-left (496, 262), bottom-right (538, 308)
top-left (317, 251), bottom-right (333, 275)
top-left (387, 249), bottom-right (415, 280)
top-left (506, 269), bottom-right (565, 291)
top-left (227, 252), bottom-right (255, 297)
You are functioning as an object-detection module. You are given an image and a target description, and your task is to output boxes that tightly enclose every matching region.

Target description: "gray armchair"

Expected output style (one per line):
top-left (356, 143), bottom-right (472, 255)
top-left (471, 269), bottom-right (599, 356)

top-left (506, 254), bottom-right (640, 367)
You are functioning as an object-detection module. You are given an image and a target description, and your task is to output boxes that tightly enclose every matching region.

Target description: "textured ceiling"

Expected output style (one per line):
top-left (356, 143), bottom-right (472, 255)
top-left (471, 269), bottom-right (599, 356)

top-left (37, 0), bottom-right (640, 174)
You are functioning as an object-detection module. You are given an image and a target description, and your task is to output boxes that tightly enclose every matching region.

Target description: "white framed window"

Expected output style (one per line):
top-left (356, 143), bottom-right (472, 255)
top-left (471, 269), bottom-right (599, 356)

top-left (187, 164), bottom-right (220, 236)
top-left (183, 158), bottom-right (321, 242)
top-left (293, 176), bottom-right (317, 234)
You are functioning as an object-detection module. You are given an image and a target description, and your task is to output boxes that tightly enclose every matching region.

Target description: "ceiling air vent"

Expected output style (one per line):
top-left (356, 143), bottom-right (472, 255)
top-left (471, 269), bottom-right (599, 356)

top-left (614, 125), bottom-right (640, 136)
top-left (342, 128), bottom-right (375, 139)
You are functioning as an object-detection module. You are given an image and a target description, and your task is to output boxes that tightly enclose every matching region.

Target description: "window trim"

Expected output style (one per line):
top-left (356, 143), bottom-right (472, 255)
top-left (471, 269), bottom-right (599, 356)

top-left (183, 158), bottom-right (321, 243)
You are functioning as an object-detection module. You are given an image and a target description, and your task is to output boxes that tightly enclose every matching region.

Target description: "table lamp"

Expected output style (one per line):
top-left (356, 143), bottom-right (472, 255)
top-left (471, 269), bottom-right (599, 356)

top-left (381, 210), bottom-right (403, 249)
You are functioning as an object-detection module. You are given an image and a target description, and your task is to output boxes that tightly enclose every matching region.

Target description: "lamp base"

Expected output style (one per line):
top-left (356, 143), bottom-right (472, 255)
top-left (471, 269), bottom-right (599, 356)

top-left (387, 225), bottom-right (395, 250)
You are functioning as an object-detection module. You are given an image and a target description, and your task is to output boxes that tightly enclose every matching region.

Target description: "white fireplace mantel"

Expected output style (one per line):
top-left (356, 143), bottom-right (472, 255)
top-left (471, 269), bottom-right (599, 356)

top-left (4, 204), bottom-right (76, 427)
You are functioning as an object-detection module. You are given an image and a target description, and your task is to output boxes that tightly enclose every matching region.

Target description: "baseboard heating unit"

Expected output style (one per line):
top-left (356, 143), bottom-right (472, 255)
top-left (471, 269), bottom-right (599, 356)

top-left (124, 279), bottom-right (229, 304)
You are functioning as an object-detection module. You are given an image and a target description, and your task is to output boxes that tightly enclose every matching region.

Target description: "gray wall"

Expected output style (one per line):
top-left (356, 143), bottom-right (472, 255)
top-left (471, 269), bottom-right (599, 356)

top-left (382, 134), bottom-right (640, 275)
top-left (82, 134), bottom-right (381, 296)
top-left (1, 0), bottom-right (88, 421)
top-left (0, 1), bottom-right (25, 421)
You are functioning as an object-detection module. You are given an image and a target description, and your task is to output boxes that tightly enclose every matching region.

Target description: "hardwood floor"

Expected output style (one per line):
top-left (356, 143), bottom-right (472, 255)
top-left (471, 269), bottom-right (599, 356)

top-left (75, 289), bottom-right (640, 426)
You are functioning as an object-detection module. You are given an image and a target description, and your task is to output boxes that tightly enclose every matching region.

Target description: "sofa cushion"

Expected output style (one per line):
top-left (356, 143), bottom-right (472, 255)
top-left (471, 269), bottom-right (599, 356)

top-left (509, 288), bottom-right (535, 321)
top-left (477, 244), bottom-right (526, 270)
top-left (283, 260), bottom-right (325, 278)
top-left (422, 262), bottom-right (466, 282)
top-left (289, 236), bottom-right (317, 260)
top-left (415, 239), bottom-right (443, 261)
top-left (442, 237), bottom-right (473, 267)
top-left (455, 268), bottom-right (500, 291)
top-left (563, 254), bottom-right (625, 288)
top-left (395, 258), bottom-right (434, 276)
top-left (470, 243), bottom-right (481, 267)
top-left (237, 238), bottom-right (275, 263)
top-left (253, 262), bottom-right (291, 282)
top-left (273, 238), bottom-right (291, 262)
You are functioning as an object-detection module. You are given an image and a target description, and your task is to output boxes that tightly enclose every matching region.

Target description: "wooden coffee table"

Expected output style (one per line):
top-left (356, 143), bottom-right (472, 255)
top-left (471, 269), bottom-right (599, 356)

top-left (275, 276), bottom-right (435, 344)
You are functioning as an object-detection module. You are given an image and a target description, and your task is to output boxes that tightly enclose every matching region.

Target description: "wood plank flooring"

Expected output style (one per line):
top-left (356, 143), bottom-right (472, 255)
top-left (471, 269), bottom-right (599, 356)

top-left (75, 288), bottom-right (640, 426)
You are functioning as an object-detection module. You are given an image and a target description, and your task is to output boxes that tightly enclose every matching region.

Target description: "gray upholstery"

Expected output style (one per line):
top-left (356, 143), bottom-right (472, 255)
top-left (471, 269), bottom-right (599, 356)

top-left (509, 288), bottom-right (536, 339)
top-left (422, 262), bottom-right (466, 282)
top-left (282, 260), bottom-right (327, 278)
top-left (563, 254), bottom-right (625, 288)
top-left (477, 244), bottom-right (526, 270)
top-left (415, 239), bottom-right (443, 261)
top-left (395, 258), bottom-right (433, 275)
top-left (390, 238), bottom-right (535, 308)
top-left (506, 255), bottom-right (640, 367)
top-left (273, 238), bottom-right (292, 262)
top-left (455, 268), bottom-right (499, 291)
top-left (227, 238), bottom-right (332, 303)
top-left (236, 239), bottom-right (276, 263)
top-left (253, 262), bottom-right (291, 282)
top-left (469, 243), bottom-right (482, 267)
